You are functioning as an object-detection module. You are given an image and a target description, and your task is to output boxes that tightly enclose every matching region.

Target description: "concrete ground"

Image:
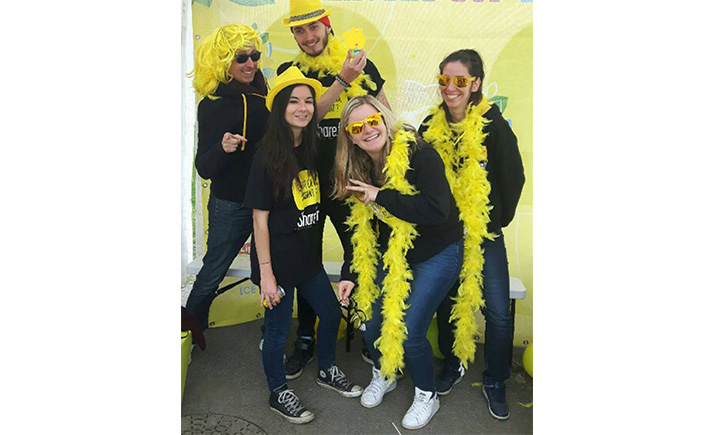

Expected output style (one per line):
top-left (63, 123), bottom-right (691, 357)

top-left (182, 319), bottom-right (533, 434)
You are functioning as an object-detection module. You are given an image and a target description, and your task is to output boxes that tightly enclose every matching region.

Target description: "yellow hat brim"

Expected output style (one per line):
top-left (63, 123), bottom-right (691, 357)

top-left (266, 76), bottom-right (323, 111)
top-left (282, 8), bottom-right (331, 27)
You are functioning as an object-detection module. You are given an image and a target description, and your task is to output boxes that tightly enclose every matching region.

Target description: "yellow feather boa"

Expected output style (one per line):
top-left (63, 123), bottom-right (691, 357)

top-left (421, 99), bottom-right (494, 368)
top-left (346, 127), bottom-right (418, 380)
top-left (292, 36), bottom-right (377, 99)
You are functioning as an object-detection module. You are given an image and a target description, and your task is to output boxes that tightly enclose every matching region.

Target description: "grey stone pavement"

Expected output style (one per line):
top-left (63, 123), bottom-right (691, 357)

top-left (182, 319), bottom-right (533, 434)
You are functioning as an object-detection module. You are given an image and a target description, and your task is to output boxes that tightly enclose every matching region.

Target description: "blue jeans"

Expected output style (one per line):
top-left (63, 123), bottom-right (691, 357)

top-left (363, 239), bottom-right (463, 392)
top-left (185, 194), bottom-right (253, 331)
top-left (262, 269), bottom-right (342, 391)
top-left (295, 197), bottom-right (353, 339)
top-left (437, 231), bottom-right (512, 384)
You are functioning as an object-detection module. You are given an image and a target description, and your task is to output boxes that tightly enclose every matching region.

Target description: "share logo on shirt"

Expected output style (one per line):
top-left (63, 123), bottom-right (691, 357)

top-left (292, 170), bottom-right (321, 231)
top-left (292, 170), bottom-right (321, 210)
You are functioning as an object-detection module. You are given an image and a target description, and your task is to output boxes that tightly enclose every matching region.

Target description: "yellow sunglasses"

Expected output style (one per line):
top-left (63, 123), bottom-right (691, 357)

top-left (345, 112), bottom-right (383, 135)
top-left (437, 74), bottom-right (476, 88)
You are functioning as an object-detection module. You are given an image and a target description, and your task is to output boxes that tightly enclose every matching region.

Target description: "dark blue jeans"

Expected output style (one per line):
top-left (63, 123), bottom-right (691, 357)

top-left (262, 269), bottom-right (342, 391)
top-left (295, 197), bottom-right (353, 338)
top-left (437, 230), bottom-right (512, 384)
top-left (363, 239), bottom-right (463, 392)
top-left (185, 194), bottom-right (253, 331)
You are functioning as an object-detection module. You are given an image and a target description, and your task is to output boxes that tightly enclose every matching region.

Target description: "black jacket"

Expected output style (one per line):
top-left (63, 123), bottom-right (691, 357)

top-left (343, 139), bottom-right (464, 282)
top-left (419, 104), bottom-right (525, 233)
top-left (194, 72), bottom-right (269, 203)
top-left (375, 141), bottom-right (463, 264)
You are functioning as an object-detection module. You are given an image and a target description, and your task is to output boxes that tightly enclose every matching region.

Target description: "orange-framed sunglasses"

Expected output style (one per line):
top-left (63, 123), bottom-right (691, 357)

top-left (437, 74), bottom-right (476, 88)
top-left (345, 112), bottom-right (383, 135)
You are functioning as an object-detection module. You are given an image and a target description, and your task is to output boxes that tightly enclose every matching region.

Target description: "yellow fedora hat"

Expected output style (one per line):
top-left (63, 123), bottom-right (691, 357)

top-left (266, 66), bottom-right (323, 111)
top-left (283, 0), bottom-right (331, 27)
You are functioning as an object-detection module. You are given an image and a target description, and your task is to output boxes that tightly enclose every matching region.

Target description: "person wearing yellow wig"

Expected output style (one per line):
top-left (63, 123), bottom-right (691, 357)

top-left (334, 95), bottom-right (464, 430)
top-left (419, 49), bottom-right (525, 420)
top-left (184, 24), bottom-right (269, 334)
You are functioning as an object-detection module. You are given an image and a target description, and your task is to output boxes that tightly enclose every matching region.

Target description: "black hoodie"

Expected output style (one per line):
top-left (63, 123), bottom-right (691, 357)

top-left (194, 71), bottom-right (269, 203)
top-left (419, 104), bottom-right (525, 234)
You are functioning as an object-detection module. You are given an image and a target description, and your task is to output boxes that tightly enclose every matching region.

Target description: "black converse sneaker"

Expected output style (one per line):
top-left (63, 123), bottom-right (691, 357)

top-left (435, 362), bottom-right (465, 396)
top-left (316, 365), bottom-right (363, 398)
top-left (483, 381), bottom-right (510, 420)
top-left (269, 385), bottom-right (315, 424)
top-left (285, 336), bottom-right (315, 380)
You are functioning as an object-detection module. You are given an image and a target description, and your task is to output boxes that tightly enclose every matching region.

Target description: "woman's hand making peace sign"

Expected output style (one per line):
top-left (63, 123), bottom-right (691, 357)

top-left (345, 178), bottom-right (380, 205)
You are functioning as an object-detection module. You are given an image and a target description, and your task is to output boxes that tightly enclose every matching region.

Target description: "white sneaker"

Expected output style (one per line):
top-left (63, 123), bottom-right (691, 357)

top-left (401, 387), bottom-right (440, 430)
top-left (360, 366), bottom-right (397, 408)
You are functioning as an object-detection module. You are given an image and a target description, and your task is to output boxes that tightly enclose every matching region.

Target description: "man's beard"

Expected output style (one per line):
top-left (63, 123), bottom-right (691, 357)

top-left (301, 31), bottom-right (330, 57)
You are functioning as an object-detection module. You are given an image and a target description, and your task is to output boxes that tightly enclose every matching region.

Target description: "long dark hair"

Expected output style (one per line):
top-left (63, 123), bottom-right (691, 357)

top-left (438, 49), bottom-right (485, 123)
top-left (260, 84), bottom-right (320, 201)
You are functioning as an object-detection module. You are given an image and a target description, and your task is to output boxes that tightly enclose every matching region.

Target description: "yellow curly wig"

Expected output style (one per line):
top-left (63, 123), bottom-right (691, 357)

top-left (190, 24), bottom-right (262, 99)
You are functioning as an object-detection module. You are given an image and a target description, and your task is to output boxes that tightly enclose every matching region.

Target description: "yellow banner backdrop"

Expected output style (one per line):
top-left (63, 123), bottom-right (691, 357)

top-left (193, 0), bottom-right (533, 346)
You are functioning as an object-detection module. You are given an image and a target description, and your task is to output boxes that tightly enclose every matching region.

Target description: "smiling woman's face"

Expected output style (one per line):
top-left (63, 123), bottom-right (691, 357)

top-left (346, 103), bottom-right (387, 161)
top-left (284, 85), bottom-right (315, 132)
top-left (440, 61), bottom-right (481, 116)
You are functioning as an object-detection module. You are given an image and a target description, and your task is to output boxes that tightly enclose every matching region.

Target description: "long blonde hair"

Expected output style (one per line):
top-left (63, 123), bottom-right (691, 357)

top-left (189, 24), bottom-right (262, 99)
top-left (333, 95), bottom-right (416, 200)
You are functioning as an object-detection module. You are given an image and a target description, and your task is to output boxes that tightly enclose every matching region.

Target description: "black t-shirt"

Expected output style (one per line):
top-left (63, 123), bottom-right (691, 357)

top-left (278, 56), bottom-right (385, 281)
top-left (244, 144), bottom-right (325, 288)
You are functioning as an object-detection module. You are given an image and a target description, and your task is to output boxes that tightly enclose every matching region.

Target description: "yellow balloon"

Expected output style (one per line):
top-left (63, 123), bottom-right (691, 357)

top-left (426, 317), bottom-right (445, 359)
top-left (522, 343), bottom-right (533, 377)
top-left (338, 318), bottom-right (347, 340)
top-left (315, 317), bottom-right (348, 341)
top-left (181, 331), bottom-right (192, 402)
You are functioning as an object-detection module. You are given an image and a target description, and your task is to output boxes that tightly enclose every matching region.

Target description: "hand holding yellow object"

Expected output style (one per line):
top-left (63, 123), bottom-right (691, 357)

top-left (343, 27), bottom-right (365, 54)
